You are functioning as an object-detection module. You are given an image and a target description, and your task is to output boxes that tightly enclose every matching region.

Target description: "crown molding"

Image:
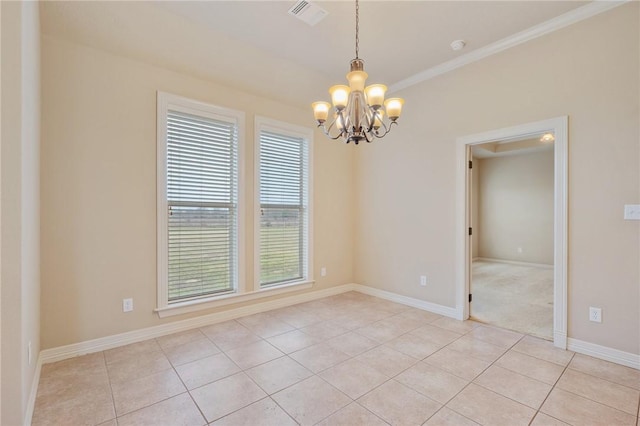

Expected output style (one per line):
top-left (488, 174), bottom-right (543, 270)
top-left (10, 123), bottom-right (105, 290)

top-left (388, 0), bottom-right (629, 94)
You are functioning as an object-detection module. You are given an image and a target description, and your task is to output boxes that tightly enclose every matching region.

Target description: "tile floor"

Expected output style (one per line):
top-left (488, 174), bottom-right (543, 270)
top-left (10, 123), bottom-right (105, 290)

top-left (32, 292), bottom-right (640, 426)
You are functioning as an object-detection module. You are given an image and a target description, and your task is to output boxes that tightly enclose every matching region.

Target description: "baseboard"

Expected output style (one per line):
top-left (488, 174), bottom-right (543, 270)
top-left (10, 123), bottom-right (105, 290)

top-left (351, 284), bottom-right (459, 319)
top-left (554, 330), bottom-right (568, 350)
top-left (38, 282), bottom-right (459, 365)
top-left (26, 282), bottom-right (639, 418)
top-left (567, 338), bottom-right (640, 370)
top-left (40, 283), bottom-right (356, 364)
top-left (24, 354), bottom-right (43, 426)
top-left (475, 257), bottom-right (554, 269)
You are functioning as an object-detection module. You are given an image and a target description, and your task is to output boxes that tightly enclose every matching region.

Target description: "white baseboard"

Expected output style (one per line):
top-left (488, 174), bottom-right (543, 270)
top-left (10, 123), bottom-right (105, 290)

top-left (568, 338), bottom-right (640, 370)
top-left (40, 284), bottom-right (356, 364)
top-left (24, 354), bottom-right (43, 426)
top-left (475, 257), bottom-right (554, 269)
top-left (352, 284), bottom-right (459, 319)
top-left (26, 281), bottom-right (639, 426)
top-left (554, 330), bottom-right (568, 350)
top-left (38, 282), bottom-right (459, 366)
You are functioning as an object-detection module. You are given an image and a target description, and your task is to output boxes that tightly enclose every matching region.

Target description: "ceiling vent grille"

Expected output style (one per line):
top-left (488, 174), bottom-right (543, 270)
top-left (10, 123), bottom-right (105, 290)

top-left (288, 0), bottom-right (328, 26)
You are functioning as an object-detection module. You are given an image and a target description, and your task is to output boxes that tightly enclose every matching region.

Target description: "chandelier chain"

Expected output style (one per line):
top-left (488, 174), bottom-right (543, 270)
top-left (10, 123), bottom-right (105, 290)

top-left (355, 0), bottom-right (359, 59)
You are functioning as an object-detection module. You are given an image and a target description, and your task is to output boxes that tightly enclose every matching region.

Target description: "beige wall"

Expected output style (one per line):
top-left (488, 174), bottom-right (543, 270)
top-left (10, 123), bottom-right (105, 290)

top-left (40, 36), bottom-right (355, 349)
top-left (1, 1), bottom-right (41, 424)
top-left (38, 2), bottom-right (640, 360)
top-left (355, 4), bottom-right (639, 354)
top-left (477, 150), bottom-right (554, 265)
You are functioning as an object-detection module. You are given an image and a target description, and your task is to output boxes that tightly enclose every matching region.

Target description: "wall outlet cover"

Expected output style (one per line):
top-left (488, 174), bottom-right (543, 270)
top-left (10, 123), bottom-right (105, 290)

top-left (624, 204), bottom-right (640, 220)
top-left (123, 298), bottom-right (134, 313)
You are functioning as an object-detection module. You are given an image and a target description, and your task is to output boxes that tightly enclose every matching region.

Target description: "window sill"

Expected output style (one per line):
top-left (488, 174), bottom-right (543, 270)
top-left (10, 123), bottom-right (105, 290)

top-left (155, 280), bottom-right (314, 318)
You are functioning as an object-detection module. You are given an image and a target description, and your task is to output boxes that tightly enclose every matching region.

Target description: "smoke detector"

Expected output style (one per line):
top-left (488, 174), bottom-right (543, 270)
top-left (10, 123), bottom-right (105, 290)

top-left (450, 40), bottom-right (466, 51)
top-left (288, 0), bottom-right (328, 26)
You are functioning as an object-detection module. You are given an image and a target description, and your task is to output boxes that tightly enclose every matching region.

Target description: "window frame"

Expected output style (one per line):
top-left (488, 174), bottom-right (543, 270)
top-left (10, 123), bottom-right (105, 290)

top-left (254, 116), bottom-right (314, 291)
top-left (156, 91), bottom-right (245, 315)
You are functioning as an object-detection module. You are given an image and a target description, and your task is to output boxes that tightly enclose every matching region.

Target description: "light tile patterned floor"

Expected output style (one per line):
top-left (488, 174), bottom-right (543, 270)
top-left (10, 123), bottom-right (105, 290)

top-left (32, 292), bottom-right (640, 426)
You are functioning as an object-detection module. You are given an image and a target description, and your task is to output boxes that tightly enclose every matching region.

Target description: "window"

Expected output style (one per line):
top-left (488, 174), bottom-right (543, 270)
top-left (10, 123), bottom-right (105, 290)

top-left (255, 117), bottom-right (313, 288)
top-left (157, 92), bottom-right (244, 310)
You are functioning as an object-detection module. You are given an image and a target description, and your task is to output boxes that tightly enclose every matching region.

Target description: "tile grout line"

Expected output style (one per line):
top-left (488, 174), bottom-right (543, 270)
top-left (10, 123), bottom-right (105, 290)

top-left (159, 335), bottom-right (210, 425)
top-left (552, 351), bottom-right (640, 416)
top-left (413, 326), bottom-right (489, 425)
top-left (354, 322), bottom-right (480, 425)
top-left (563, 361), bottom-right (640, 393)
top-left (529, 350), bottom-right (576, 425)
top-left (429, 332), bottom-right (529, 424)
top-left (260, 300), bottom-right (384, 425)
top-left (101, 351), bottom-right (119, 424)
top-left (293, 308), bottom-right (448, 425)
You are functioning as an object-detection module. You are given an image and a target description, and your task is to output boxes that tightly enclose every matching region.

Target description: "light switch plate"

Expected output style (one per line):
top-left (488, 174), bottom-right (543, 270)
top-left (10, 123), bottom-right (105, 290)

top-left (624, 204), bottom-right (640, 220)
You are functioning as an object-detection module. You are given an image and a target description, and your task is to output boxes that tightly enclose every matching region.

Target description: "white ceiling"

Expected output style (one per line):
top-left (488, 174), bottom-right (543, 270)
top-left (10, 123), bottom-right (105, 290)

top-left (472, 136), bottom-right (554, 158)
top-left (41, 1), bottom-right (591, 108)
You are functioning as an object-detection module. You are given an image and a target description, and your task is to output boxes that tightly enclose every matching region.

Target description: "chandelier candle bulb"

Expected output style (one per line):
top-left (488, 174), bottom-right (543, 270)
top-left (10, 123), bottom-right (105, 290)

top-left (329, 85), bottom-right (350, 110)
top-left (347, 70), bottom-right (368, 91)
top-left (365, 84), bottom-right (387, 108)
top-left (384, 98), bottom-right (405, 120)
top-left (312, 102), bottom-right (331, 123)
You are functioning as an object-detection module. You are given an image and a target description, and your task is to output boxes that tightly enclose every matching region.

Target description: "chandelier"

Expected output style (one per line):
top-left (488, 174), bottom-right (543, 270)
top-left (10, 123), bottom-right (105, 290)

top-left (312, 0), bottom-right (404, 145)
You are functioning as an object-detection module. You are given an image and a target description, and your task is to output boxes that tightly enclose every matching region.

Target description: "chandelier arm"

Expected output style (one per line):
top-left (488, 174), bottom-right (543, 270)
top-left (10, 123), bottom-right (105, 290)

top-left (369, 117), bottom-right (390, 138)
top-left (318, 118), bottom-right (346, 141)
top-left (365, 106), bottom-right (380, 134)
top-left (366, 107), bottom-right (387, 137)
top-left (376, 120), bottom-right (397, 138)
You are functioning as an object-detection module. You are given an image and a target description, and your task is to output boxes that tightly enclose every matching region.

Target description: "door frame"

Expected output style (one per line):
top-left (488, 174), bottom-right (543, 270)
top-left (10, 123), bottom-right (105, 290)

top-left (455, 116), bottom-right (568, 349)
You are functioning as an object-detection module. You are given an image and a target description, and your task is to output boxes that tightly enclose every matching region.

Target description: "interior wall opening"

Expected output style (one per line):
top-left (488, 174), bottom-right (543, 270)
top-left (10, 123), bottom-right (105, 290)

top-left (469, 135), bottom-right (555, 339)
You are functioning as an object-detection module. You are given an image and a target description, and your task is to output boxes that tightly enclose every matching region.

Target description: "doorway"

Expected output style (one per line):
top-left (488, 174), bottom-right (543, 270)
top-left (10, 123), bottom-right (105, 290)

top-left (470, 139), bottom-right (554, 339)
top-left (455, 117), bottom-right (568, 349)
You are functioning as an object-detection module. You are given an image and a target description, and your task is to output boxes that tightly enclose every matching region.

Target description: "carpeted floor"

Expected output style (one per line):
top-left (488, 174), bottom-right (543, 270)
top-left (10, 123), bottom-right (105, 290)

top-left (471, 260), bottom-right (553, 340)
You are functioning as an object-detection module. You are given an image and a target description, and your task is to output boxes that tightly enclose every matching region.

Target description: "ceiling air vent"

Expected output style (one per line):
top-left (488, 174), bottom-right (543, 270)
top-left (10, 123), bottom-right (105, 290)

top-left (288, 0), bottom-right (328, 26)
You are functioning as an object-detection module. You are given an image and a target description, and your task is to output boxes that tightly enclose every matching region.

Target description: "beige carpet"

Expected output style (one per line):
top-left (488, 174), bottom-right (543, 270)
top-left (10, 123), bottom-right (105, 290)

top-left (471, 260), bottom-right (553, 340)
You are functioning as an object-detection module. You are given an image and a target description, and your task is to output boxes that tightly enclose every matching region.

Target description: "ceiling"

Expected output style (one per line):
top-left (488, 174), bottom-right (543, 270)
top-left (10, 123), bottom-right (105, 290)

top-left (472, 135), bottom-right (555, 159)
top-left (41, 1), bottom-right (592, 108)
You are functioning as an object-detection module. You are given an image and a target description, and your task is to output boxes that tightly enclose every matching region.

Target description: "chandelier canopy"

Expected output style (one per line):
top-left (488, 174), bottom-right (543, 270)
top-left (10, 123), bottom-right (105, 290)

top-left (312, 0), bottom-right (404, 145)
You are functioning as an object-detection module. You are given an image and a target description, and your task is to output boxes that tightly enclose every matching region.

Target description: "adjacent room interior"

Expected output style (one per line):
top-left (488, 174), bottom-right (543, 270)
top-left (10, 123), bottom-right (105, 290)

top-left (470, 135), bottom-right (555, 340)
top-left (1, 1), bottom-right (639, 425)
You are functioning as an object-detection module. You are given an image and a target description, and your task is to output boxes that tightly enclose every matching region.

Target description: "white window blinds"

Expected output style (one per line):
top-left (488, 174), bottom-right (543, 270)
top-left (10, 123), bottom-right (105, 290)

top-left (166, 109), bottom-right (238, 302)
top-left (258, 129), bottom-right (309, 287)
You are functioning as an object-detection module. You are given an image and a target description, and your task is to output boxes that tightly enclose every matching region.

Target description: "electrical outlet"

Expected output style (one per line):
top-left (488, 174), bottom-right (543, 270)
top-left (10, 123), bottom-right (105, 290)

top-left (420, 275), bottom-right (427, 287)
top-left (589, 307), bottom-right (602, 323)
top-left (123, 298), bottom-right (134, 313)
top-left (517, 247), bottom-right (523, 254)
top-left (321, 267), bottom-right (327, 277)
top-left (28, 341), bottom-right (32, 365)
top-left (624, 204), bottom-right (640, 220)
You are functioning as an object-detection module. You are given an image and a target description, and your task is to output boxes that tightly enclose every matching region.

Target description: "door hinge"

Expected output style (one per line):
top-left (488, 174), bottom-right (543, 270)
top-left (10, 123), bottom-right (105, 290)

top-left (468, 160), bottom-right (473, 169)
top-left (468, 227), bottom-right (472, 236)
top-left (469, 294), bottom-right (473, 303)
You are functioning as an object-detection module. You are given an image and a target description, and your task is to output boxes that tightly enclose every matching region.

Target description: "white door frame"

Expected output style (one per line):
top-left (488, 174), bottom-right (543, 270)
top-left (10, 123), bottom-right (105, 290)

top-left (455, 116), bottom-right (568, 349)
